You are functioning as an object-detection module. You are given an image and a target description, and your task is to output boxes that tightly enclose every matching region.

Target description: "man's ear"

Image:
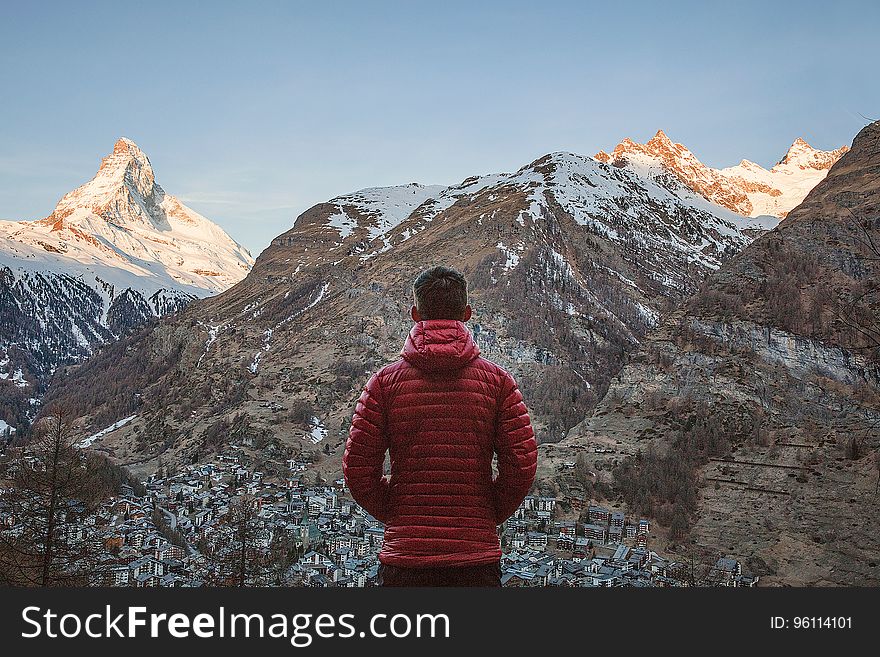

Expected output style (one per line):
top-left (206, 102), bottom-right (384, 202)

top-left (462, 305), bottom-right (472, 322)
top-left (411, 305), bottom-right (422, 322)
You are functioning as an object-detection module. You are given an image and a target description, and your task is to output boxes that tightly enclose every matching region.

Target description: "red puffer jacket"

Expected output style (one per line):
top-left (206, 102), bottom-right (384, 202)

top-left (343, 319), bottom-right (537, 567)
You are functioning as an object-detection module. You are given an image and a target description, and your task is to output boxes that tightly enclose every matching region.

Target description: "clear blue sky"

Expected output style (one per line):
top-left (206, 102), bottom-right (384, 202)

top-left (1, 0), bottom-right (877, 255)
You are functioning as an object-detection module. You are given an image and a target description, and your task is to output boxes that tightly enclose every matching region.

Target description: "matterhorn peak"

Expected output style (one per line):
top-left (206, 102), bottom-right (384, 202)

top-left (35, 137), bottom-right (166, 235)
top-left (104, 137), bottom-right (147, 161)
top-left (96, 136), bottom-right (156, 191)
top-left (2, 138), bottom-right (253, 297)
top-left (113, 136), bottom-right (140, 152)
top-left (100, 136), bottom-right (149, 167)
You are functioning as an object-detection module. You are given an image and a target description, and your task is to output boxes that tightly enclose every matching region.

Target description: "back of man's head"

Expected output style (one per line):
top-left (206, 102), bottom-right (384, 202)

top-left (412, 266), bottom-right (468, 320)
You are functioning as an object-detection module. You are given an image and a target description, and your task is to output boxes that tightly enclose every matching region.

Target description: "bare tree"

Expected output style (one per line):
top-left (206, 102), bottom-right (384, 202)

top-left (836, 209), bottom-right (880, 353)
top-left (835, 210), bottom-right (880, 473)
top-left (0, 410), bottom-right (99, 586)
top-left (846, 436), bottom-right (862, 461)
top-left (266, 535), bottom-right (302, 586)
top-left (573, 452), bottom-right (593, 491)
top-left (208, 495), bottom-right (267, 586)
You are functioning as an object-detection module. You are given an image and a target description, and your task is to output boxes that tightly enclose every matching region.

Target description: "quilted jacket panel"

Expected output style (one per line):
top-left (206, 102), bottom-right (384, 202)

top-left (344, 319), bottom-right (537, 567)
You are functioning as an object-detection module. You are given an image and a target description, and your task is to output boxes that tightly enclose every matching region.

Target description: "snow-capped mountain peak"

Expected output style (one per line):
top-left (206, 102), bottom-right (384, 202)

top-left (597, 130), bottom-right (847, 218)
top-left (96, 136), bottom-right (155, 192)
top-left (596, 129), bottom-right (714, 189)
top-left (774, 136), bottom-right (848, 171)
top-left (1, 137), bottom-right (253, 295)
top-left (45, 137), bottom-right (163, 231)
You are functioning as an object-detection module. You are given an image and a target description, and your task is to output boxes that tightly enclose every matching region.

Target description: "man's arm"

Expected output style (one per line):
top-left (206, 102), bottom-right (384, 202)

top-left (343, 372), bottom-right (391, 523)
top-left (492, 373), bottom-right (537, 524)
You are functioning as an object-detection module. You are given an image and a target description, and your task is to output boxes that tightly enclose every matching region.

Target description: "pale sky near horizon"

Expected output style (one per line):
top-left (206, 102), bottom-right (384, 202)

top-left (1, 0), bottom-right (878, 256)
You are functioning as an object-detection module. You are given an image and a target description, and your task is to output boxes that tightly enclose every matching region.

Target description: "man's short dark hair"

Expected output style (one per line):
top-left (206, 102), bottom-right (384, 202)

top-left (413, 266), bottom-right (468, 320)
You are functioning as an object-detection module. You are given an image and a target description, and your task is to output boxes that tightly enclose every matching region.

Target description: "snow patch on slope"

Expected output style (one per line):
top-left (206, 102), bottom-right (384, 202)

top-left (324, 184), bottom-right (445, 240)
top-left (79, 415), bottom-right (137, 448)
top-left (309, 417), bottom-right (328, 444)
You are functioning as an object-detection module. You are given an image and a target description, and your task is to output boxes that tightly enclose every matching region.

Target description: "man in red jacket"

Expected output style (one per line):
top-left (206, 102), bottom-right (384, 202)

top-left (343, 265), bottom-right (537, 586)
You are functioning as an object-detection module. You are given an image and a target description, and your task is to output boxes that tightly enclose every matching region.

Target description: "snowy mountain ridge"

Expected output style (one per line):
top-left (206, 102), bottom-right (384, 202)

top-left (312, 146), bottom-right (779, 278)
top-left (595, 130), bottom-right (847, 217)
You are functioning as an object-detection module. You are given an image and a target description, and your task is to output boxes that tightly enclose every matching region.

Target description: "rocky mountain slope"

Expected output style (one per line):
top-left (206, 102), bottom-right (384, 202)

top-left (0, 138), bottom-right (253, 433)
top-left (541, 122), bottom-right (880, 585)
top-left (40, 133), bottom-right (831, 489)
top-left (597, 130), bottom-right (847, 218)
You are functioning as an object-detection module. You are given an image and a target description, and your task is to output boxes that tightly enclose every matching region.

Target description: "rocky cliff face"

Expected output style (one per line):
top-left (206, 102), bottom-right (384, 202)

top-left (0, 138), bottom-right (254, 434)
top-left (543, 122), bottom-right (880, 585)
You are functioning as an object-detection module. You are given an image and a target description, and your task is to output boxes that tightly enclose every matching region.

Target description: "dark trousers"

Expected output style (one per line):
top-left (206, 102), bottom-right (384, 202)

top-left (378, 561), bottom-right (501, 587)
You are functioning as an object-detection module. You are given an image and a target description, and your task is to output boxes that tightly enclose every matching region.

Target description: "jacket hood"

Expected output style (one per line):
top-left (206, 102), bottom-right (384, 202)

top-left (401, 319), bottom-right (481, 371)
